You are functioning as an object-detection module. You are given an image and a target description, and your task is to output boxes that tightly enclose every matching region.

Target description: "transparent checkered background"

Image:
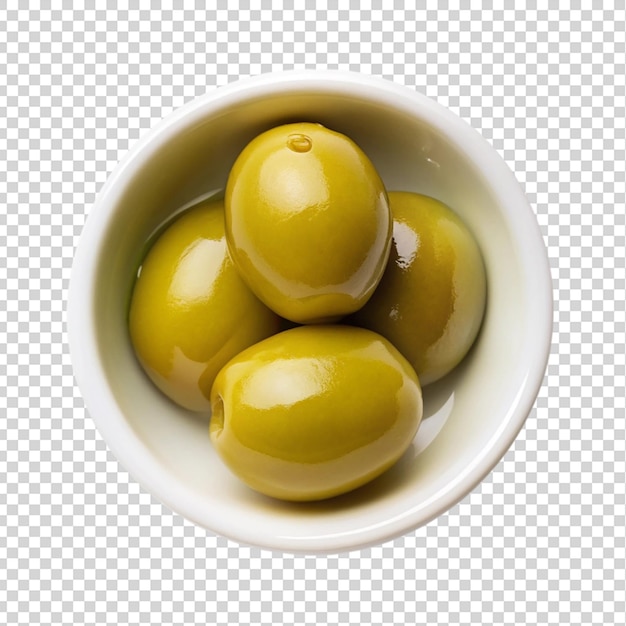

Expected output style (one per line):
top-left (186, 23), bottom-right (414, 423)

top-left (1, 4), bottom-right (625, 625)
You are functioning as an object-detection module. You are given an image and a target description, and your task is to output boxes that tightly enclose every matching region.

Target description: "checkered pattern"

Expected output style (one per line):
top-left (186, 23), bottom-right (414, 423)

top-left (1, 5), bottom-right (625, 625)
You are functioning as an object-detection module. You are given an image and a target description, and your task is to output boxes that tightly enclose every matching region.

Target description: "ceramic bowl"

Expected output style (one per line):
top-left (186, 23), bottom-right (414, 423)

top-left (68, 71), bottom-right (552, 553)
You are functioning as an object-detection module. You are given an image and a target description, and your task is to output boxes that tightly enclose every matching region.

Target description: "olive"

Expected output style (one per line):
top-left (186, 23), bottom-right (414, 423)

top-left (210, 325), bottom-right (423, 501)
top-left (350, 192), bottom-right (487, 385)
top-left (129, 199), bottom-right (281, 411)
top-left (225, 122), bottom-right (392, 324)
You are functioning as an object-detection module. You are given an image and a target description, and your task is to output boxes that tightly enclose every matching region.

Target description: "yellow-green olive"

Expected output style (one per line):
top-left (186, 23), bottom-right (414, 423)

top-left (224, 122), bottom-right (392, 324)
top-left (349, 192), bottom-right (487, 385)
top-left (210, 325), bottom-right (423, 501)
top-left (128, 199), bottom-right (282, 411)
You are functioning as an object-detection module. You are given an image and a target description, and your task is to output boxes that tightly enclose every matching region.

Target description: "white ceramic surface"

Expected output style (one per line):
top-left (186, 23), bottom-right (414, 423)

top-left (68, 71), bottom-right (552, 553)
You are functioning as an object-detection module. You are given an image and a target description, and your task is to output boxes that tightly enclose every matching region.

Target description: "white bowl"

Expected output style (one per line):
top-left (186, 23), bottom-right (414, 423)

top-left (68, 71), bottom-right (552, 553)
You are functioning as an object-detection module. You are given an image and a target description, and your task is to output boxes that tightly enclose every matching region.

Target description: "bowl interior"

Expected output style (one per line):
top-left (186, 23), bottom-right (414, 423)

top-left (75, 74), bottom-right (550, 552)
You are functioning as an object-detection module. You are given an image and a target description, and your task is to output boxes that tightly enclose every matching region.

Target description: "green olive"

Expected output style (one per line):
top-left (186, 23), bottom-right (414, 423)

top-left (209, 325), bottom-right (423, 501)
top-left (349, 192), bottom-right (487, 385)
top-left (224, 122), bottom-right (392, 324)
top-left (128, 198), bottom-right (282, 412)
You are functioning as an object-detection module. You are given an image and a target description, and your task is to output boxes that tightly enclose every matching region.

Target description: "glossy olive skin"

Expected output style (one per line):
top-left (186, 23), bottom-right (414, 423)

top-left (225, 123), bottom-right (392, 324)
top-left (210, 325), bottom-right (423, 501)
top-left (128, 199), bottom-right (281, 412)
top-left (350, 192), bottom-right (487, 386)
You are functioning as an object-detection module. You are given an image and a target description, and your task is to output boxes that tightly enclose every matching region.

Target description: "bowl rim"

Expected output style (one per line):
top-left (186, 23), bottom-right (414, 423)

top-left (67, 70), bottom-right (553, 553)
